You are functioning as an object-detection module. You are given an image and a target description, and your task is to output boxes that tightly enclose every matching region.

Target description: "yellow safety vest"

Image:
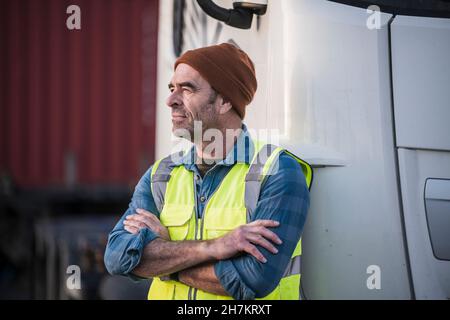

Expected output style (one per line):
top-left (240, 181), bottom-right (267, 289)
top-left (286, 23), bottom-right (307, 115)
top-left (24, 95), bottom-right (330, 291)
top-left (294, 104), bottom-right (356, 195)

top-left (147, 140), bottom-right (313, 300)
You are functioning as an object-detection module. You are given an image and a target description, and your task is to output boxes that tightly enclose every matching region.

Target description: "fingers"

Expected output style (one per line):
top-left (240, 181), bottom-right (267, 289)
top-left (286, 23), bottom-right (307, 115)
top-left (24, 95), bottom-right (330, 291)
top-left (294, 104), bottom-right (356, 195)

top-left (125, 209), bottom-right (171, 241)
top-left (124, 225), bottom-right (139, 234)
top-left (242, 243), bottom-right (267, 263)
top-left (252, 226), bottom-right (282, 245)
top-left (127, 213), bottom-right (152, 228)
top-left (136, 208), bottom-right (158, 220)
top-left (250, 219), bottom-right (280, 228)
top-left (125, 209), bottom-right (159, 230)
top-left (123, 218), bottom-right (147, 230)
top-left (246, 233), bottom-right (279, 254)
top-left (239, 220), bottom-right (283, 263)
top-left (246, 220), bottom-right (282, 245)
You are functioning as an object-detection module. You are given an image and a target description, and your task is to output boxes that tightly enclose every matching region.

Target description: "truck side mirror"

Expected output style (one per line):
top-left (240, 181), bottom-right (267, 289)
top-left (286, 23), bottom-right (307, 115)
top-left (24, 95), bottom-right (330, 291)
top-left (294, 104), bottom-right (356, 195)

top-left (196, 0), bottom-right (267, 29)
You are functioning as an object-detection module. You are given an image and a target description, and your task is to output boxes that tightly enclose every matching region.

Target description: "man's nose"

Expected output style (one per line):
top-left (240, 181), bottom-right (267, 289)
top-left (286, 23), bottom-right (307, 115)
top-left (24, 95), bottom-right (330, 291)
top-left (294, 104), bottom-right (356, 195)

top-left (166, 89), bottom-right (182, 108)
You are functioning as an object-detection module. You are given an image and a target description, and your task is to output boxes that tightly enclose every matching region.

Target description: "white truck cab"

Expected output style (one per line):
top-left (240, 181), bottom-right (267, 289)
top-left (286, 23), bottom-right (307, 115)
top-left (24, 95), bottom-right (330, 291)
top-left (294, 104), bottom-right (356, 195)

top-left (155, 0), bottom-right (450, 299)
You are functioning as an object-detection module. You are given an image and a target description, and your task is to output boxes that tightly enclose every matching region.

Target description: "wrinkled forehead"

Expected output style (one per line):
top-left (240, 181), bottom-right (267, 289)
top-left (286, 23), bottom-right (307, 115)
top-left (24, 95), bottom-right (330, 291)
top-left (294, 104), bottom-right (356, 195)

top-left (171, 63), bottom-right (210, 88)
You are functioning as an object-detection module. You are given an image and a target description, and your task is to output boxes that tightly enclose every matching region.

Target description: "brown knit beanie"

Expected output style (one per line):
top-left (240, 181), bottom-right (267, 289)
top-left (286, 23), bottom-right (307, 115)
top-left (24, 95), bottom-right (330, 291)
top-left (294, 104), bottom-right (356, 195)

top-left (174, 43), bottom-right (257, 119)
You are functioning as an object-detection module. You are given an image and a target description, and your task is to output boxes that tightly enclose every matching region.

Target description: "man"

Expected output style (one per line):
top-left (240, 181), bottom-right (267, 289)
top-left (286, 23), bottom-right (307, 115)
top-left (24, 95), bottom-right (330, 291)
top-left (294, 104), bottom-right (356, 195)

top-left (104, 43), bottom-right (312, 300)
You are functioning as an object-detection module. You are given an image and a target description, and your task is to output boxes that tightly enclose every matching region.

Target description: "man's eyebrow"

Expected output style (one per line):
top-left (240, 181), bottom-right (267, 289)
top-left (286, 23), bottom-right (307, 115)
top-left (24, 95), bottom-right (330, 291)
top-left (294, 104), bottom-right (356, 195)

top-left (168, 81), bottom-right (198, 90)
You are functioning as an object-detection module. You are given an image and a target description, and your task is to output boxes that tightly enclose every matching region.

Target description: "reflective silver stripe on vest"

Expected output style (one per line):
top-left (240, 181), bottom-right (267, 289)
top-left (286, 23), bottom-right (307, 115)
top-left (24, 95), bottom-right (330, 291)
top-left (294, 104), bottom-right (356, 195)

top-left (283, 255), bottom-right (301, 277)
top-left (244, 144), bottom-right (277, 222)
top-left (151, 153), bottom-right (181, 213)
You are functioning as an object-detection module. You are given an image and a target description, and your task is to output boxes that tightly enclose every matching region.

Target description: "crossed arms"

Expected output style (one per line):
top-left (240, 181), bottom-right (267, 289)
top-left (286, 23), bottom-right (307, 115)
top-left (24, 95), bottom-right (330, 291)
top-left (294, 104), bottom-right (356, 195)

top-left (124, 209), bottom-right (282, 296)
top-left (104, 154), bottom-right (310, 299)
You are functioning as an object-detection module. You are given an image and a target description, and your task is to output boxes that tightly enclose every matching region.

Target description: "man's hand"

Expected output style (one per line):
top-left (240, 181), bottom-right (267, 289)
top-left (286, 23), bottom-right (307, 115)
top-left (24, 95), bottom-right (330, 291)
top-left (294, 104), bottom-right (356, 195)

top-left (209, 219), bottom-right (282, 263)
top-left (123, 208), bottom-right (170, 241)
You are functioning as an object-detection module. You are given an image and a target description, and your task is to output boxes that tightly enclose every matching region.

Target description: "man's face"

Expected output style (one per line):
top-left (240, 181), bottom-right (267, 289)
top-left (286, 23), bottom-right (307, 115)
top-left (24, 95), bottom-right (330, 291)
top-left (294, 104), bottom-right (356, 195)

top-left (166, 63), bottom-right (219, 138)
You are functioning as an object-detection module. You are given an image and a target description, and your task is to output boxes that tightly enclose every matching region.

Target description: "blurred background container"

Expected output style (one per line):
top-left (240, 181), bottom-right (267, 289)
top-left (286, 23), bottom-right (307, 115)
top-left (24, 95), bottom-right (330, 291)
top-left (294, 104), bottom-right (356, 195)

top-left (0, 0), bottom-right (160, 299)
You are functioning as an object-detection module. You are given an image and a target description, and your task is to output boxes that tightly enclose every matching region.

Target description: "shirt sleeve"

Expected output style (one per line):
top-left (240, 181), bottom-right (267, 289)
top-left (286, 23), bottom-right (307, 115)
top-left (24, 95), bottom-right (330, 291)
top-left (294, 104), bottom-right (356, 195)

top-left (104, 167), bottom-right (161, 280)
top-left (214, 152), bottom-right (310, 299)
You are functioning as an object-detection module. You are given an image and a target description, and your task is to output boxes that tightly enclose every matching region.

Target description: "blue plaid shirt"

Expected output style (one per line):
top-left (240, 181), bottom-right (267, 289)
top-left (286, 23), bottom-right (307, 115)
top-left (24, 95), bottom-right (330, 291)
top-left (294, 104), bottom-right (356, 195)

top-left (104, 124), bottom-right (310, 299)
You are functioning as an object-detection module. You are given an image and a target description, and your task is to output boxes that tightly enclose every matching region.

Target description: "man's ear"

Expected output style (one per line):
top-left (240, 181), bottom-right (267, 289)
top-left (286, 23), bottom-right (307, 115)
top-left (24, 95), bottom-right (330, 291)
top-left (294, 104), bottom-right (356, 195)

top-left (217, 96), bottom-right (233, 115)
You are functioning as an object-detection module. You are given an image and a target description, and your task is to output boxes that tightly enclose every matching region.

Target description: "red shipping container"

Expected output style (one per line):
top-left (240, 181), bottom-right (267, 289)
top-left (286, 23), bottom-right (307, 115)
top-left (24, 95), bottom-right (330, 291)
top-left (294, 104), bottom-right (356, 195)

top-left (0, 0), bottom-right (159, 189)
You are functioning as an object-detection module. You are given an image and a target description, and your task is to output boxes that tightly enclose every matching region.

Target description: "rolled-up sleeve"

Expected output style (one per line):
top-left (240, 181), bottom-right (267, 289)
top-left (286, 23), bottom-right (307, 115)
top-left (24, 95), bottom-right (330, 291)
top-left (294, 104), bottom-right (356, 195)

top-left (104, 167), bottom-right (160, 279)
top-left (214, 152), bottom-right (310, 299)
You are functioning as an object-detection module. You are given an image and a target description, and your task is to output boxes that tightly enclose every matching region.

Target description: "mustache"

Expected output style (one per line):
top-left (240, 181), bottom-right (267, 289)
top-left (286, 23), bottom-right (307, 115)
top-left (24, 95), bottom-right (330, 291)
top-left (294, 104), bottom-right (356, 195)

top-left (171, 108), bottom-right (192, 118)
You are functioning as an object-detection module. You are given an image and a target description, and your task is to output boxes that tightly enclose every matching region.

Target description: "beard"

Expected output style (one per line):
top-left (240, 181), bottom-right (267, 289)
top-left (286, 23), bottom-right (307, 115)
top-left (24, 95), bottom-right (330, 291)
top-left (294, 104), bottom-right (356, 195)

top-left (172, 102), bottom-right (219, 141)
